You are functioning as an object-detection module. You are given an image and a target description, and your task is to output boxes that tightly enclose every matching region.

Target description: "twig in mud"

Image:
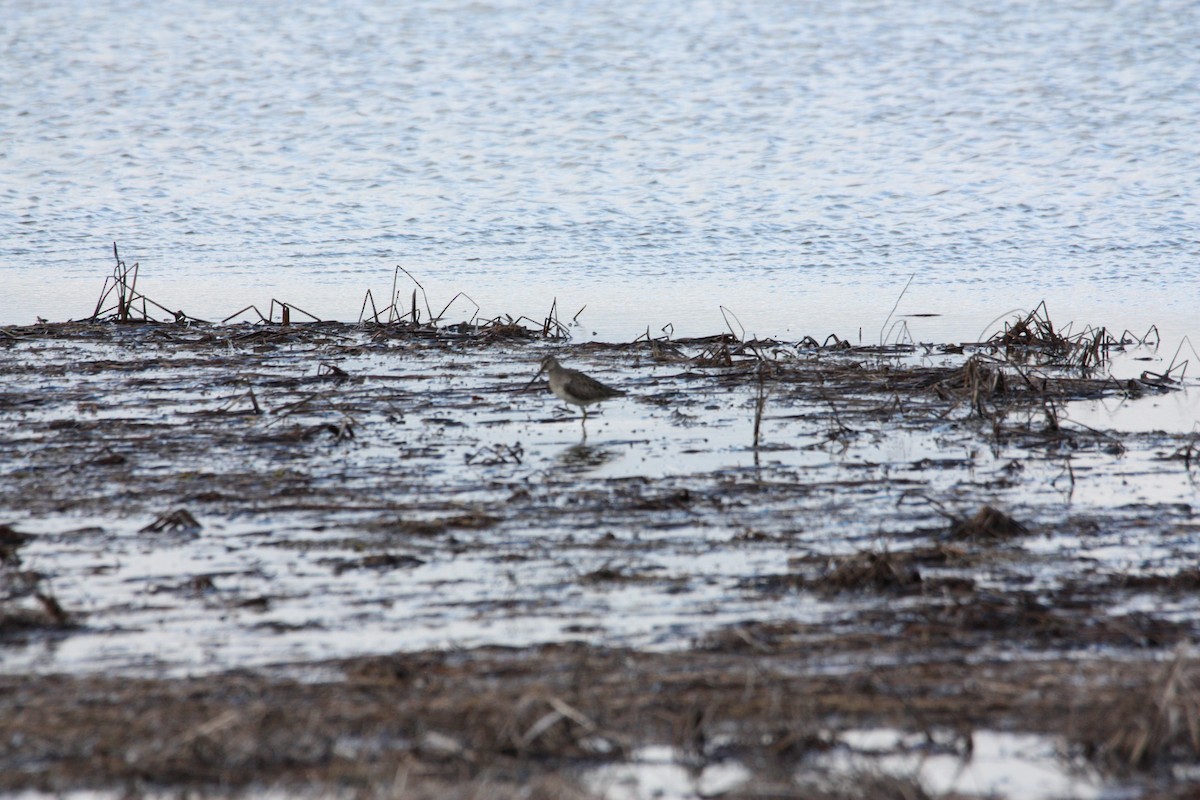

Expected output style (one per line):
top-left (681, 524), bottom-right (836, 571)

top-left (1042, 397), bottom-right (1061, 434)
top-left (1052, 455), bottom-right (1076, 497)
top-left (35, 592), bottom-right (71, 626)
top-left (810, 389), bottom-right (854, 449)
top-left (271, 391), bottom-right (325, 417)
top-left (215, 384), bottom-right (261, 415)
top-left (318, 362), bottom-right (350, 380)
top-left (896, 491), bottom-right (960, 523)
top-left (465, 443), bottom-right (524, 466)
top-left (246, 384), bottom-right (261, 415)
top-left (330, 416), bottom-right (356, 442)
top-left (1168, 437), bottom-right (1199, 473)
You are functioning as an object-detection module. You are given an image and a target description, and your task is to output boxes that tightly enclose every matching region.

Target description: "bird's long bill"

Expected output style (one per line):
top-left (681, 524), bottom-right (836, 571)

top-left (521, 363), bottom-right (547, 392)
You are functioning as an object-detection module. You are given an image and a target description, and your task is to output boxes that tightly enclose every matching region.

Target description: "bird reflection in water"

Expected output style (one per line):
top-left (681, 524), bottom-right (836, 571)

top-left (557, 441), bottom-right (617, 473)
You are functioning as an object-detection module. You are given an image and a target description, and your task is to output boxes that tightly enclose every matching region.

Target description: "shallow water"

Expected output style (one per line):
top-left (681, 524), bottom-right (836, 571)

top-left (3, 326), bottom-right (1198, 678)
top-left (586, 731), bottom-right (1109, 800)
top-left (3, 0), bottom-right (1199, 342)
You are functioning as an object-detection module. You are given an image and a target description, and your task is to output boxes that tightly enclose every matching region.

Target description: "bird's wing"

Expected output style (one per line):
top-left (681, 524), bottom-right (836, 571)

top-left (566, 371), bottom-right (624, 399)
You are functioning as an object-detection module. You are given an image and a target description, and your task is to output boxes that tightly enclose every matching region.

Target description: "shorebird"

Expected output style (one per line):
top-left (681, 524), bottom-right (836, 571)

top-left (528, 355), bottom-right (625, 424)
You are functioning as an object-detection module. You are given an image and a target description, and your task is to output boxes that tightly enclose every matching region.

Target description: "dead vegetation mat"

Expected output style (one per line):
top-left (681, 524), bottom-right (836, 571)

top-left (1, 644), bottom-right (1198, 798)
top-left (1, 319), bottom-right (1197, 797)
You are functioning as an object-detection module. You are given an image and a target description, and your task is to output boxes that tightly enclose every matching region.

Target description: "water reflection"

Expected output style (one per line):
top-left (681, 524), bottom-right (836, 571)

top-left (557, 441), bottom-right (619, 473)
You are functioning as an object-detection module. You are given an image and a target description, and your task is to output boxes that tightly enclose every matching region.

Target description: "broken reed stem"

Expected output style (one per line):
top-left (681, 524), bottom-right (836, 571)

top-left (719, 305), bottom-right (745, 343)
top-left (393, 265), bottom-right (433, 324)
top-left (358, 289), bottom-right (383, 325)
top-left (222, 305), bottom-right (269, 324)
top-left (434, 291), bottom-right (480, 326)
top-left (534, 298), bottom-right (570, 340)
top-left (268, 300), bottom-right (320, 325)
top-left (544, 297), bottom-right (558, 337)
top-left (879, 272), bottom-right (915, 346)
top-left (389, 267), bottom-right (401, 324)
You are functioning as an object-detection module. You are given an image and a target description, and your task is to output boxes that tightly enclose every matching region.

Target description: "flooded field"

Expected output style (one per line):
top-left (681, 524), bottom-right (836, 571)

top-left (2, 298), bottom-right (1199, 798)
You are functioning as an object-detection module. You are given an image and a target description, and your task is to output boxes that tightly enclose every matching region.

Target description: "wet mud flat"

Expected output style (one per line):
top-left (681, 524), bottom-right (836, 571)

top-left (2, 314), bottom-right (1200, 798)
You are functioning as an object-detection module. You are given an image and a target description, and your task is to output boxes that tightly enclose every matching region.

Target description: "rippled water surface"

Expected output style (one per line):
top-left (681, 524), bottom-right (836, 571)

top-left (3, 0), bottom-right (1199, 340)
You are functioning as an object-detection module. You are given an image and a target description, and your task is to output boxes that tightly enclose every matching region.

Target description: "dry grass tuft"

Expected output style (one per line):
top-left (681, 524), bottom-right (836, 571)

top-left (948, 505), bottom-right (1029, 542)
top-left (957, 354), bottom-right (1006, 415)
top-left (807, 772), bottom-right (933, 800)
top-left (814, 550), bottom-right (923, 593)
top-left (1076, 651), bottom-right (1200, 774)
top-left (986, 302), bottom-right (1117, 371)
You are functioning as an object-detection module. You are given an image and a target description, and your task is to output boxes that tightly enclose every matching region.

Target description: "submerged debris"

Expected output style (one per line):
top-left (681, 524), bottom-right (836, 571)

top-left (1, 567), bottom-right (72, 634)
top-left (140, 508), bottom-right (203, 534)
top-left (948, 505), bottom-right (1029, 542)
top-left (814, 550), bottom-right (923, 593)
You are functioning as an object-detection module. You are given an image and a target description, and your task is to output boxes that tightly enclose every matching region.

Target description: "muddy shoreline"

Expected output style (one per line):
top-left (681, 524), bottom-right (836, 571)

top-left (0, 643), bottom-right (1191, 798)
top-left (2, 315), bottom-right (1198, 797)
